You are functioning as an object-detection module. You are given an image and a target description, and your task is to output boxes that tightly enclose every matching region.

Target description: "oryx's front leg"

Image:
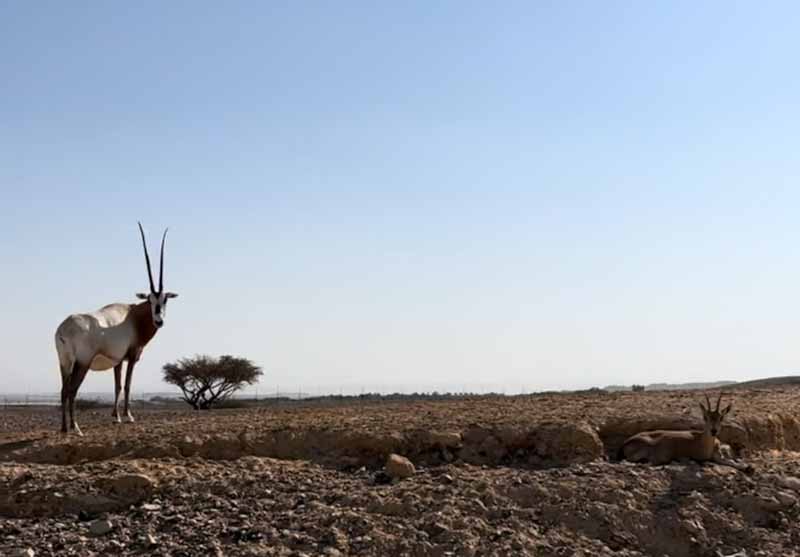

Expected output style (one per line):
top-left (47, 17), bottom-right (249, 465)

top-left (112, 363), bottom-right (123, 423)
top-left (60, 382), bottom-right (69, 434)
top-left (123, 358), bottom-right (136, 422)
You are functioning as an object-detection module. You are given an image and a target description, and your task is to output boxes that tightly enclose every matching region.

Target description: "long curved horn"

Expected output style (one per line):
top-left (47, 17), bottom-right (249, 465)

top-left (159, 228), bottom-right (168, 294)
top-left (138, 222), bottom-right (156, 294)
top-left (716, 391), bottom-right (723, 412)
top-left (703, 393), bottom-right (711, 411)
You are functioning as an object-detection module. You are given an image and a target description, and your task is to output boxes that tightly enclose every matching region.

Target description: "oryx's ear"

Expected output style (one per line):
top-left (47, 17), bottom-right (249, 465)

top-left (136, 293), bottom-right (149, 300)
top-left (165, 292), bottom-right (179, 299)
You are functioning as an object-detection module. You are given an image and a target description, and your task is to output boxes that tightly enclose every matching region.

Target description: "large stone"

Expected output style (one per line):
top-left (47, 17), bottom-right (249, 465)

top-left (778, 476), bottom-right (800, 492)
top-left (427, 431), bottom-right (463, 449)
top-left (98, 473), bottom-right (155, 502)
top-left (385, 453), bottom-right (415, 479)
top-left (529, 422), bottom-right (604, 466)
top-left (89, 519), bottom-right (114, 536)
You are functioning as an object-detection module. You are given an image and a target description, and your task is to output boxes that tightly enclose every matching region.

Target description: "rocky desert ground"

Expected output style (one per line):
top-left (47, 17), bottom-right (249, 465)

top-left (2, 387), bottom-right (800, 556)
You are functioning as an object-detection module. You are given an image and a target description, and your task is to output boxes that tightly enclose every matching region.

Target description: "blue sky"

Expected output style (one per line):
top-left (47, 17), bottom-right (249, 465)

top-left (2, 2), bottom-right (800, 395)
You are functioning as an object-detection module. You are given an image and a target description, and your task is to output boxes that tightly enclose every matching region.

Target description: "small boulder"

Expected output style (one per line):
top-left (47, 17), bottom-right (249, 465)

top-left (778, 476), bottom-right (800, 492)
top-left (427, 431), bottom-right (463, 449)
top-left (89, 518), bottom-right (114, 537)
top-left (777, 491), bottom-right (798, 508)
top-left (385, 453), bottom-right (415, 480)
top-left (99, 473), bottom-right (155, 502)
top-left (14, 549), bottom-right (35, 557)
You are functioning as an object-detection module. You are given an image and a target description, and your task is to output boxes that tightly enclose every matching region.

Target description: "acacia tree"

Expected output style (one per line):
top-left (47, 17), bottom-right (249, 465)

top-left (162, 355), bottom-right (262, 409)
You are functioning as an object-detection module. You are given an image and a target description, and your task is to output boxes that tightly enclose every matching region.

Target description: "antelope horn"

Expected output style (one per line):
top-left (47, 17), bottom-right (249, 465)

top-left (138, 222), bottom-right (156, 294)
top-left (159, 228), bottom-right (168, 294)
top-left (704, 393), bottom-right (711, 411)
top-left (716, 391), bottom-right (723, 412)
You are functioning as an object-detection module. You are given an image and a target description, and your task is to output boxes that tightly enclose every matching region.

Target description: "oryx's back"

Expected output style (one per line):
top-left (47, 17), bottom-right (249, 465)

top-left (55, 303), bottom-right (137, 373)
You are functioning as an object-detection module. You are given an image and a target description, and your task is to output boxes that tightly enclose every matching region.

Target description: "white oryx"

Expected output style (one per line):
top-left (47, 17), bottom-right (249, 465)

top-left (54, 222), bottom-right (178, 435)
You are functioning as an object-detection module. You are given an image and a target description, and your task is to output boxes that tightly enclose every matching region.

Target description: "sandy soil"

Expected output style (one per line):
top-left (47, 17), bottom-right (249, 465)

top-left (2, 388), bottom-right (800, 556)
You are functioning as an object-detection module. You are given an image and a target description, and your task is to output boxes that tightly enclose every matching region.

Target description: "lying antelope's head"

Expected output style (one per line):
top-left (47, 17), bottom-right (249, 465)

top-left (136, 222), bottom-right (179, 328)
top-left (699, 392), bottom-right (731, 438)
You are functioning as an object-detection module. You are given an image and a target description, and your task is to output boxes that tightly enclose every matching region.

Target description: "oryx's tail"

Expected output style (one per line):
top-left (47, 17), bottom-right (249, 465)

top-left (55, 332), bottom-right (76, 380)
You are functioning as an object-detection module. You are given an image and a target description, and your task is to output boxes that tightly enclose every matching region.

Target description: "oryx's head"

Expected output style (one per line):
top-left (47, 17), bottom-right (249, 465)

top-left (699, 392), bottom-right (732, 438)
top-left (136, 222), bottom-right (178, 329)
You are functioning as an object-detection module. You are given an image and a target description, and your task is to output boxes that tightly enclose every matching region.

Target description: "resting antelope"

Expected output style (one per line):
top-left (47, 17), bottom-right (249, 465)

top-left (618, 393), bottom-right (752, 472)
top-left (54, 222), bottom-right (178, 435)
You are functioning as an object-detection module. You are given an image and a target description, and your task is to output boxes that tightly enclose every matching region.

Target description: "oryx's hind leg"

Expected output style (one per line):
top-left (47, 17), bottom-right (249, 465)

top-left (123, 359), bottom-right (136, 423)
top-left (67, 363), bottom-right (90, 436)
top-left (59, 360), bottom-right (75, 434)
top-left (112, 363), bottom-right (123, 423)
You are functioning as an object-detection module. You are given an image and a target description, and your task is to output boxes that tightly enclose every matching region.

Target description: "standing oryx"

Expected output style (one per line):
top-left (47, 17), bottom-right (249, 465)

top-left (54, 222), bottom-right (178, 435)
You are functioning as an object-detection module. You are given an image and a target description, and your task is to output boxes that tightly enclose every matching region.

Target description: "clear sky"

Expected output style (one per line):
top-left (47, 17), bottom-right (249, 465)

top-left (2, 1), bottom-right (800, 396)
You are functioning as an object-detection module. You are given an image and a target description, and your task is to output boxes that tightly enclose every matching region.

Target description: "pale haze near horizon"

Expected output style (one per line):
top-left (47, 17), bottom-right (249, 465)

top-left (2, 2), bottom-right (800, 397)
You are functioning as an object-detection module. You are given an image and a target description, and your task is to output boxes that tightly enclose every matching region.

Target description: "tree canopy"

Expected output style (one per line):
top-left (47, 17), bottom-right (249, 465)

top-left (162, 354), bottom-right (262, 409)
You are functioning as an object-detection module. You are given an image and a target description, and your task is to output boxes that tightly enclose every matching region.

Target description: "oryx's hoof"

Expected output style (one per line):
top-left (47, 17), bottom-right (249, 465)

top-left (125, 414), bottom-right (135, 423)
top-left (72, 426), bottom-right (84, 437)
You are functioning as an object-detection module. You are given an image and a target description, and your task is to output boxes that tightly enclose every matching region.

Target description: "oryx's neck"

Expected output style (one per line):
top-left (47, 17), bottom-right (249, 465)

top-left (131, 301), bottom-right (158, 347)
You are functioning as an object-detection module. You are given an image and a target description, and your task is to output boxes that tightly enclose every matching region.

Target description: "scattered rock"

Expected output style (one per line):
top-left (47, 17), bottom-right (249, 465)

top-left (13, 549), bottom-right (35, 557)
top-left (88, 518), bottom-right (114, 537)
top-left (777, 476), bottom-right (800, 492)
top-left (427, 431), bottom-right (463, 449)
top-left (385, 454), bottom-right (415, 479)
top-left (776, 491), bottom-right (797, 508)
top-left (105, 473), bottom-right (155, 499)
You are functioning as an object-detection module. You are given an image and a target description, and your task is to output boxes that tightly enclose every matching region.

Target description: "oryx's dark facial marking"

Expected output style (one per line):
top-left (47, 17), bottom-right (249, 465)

top-left (137, 222), bottom-right (179, 329)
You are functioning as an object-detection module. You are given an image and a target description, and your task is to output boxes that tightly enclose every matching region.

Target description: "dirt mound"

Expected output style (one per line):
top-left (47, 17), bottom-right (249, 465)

top-left (6, 411), bottom-right (798, 472)
top-left (3, 422), bottom-right (605, 470)
top-left (0, 467), bottom-right (156, 518)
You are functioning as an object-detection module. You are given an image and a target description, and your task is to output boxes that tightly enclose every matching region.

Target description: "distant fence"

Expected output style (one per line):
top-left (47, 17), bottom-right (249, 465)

top-left (1, 394), bottom-right (144, 408)
top-left (2, 394), bottom-right (60, 407)
top-left (0, 386), bottom-right (559, 411)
